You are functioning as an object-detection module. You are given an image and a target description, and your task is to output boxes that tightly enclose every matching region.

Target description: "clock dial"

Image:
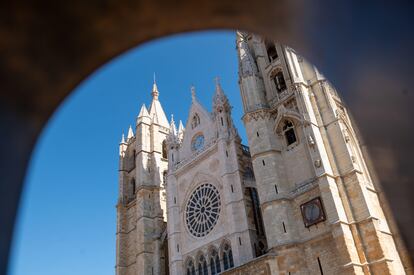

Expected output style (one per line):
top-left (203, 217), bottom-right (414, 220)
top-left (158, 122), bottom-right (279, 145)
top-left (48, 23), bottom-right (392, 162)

top-left (305, 203), bottom-right (320, 221)
top-left (301, 197), bottom-right (325, 227)
top-left (192, 134), bottom-right (205, 151)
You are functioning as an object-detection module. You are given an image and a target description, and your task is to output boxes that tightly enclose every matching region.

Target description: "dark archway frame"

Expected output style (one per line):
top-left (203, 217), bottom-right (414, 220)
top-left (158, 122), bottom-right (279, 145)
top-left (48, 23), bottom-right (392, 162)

top-left (1, 1), bottom-right (413, 273)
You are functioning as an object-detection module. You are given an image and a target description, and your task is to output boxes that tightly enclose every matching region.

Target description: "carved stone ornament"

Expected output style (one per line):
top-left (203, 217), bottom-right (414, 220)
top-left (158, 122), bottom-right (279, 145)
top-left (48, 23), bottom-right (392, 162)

top-left (242, 109), bottom-right (271, 123)
top-left (308, 135), bottom-right (315, 147)
top-left (314, 159), bottom-right (321, 168)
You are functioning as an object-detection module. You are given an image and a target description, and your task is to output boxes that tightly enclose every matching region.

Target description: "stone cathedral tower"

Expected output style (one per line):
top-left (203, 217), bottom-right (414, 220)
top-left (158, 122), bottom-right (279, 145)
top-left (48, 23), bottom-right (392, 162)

top-left (236, 31), bottom-right (409, 274)
top-left (116, 81), bottom-right (170, 275)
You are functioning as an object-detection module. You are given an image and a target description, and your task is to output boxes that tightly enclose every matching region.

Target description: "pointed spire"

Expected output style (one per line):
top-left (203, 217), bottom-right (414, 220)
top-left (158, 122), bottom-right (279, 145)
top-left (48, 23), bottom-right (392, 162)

top-left (148, 77), bottom-right (169, 127)
top-left (178, 120), bottom-right (185, 140)
top-left (214, 76), bottom-right (225, 96)
top-left (119, 132), bottom-right (127, 157)
top-left (138, 104), bottom-right (149, 118)
top-left (178, 120), bottom-right (184, 134)
top-left (127, 125), bottom-right (134, 140)
top-left (151, 73), bottom-right (159, 100)
top-left (213, 76), bottom-right (229, 108)
top-left (236, 31), bottom-right (259, 78)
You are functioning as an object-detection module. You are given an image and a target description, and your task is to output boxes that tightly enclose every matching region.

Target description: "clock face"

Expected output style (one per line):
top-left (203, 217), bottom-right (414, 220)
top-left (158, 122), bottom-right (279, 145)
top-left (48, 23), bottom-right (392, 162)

top-left (304, 203), bottom-right (320, 221)
top-left (192, 134), bottom-right (205, 151)
top-left (300, 197), bottom-right (325, 227)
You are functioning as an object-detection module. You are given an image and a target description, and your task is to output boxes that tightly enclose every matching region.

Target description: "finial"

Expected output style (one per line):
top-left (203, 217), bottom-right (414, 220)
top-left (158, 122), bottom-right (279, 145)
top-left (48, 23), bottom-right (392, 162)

top-left (215, 76), bottom-right (221, 87)
top-left (191, 85), bottom-right (196, 101)
top-left (169, 114), bottom-right (177, 135)
top-left (121, 133), bottom-right (125, 144)
top-left (152, 74), bottom-right (159, 100)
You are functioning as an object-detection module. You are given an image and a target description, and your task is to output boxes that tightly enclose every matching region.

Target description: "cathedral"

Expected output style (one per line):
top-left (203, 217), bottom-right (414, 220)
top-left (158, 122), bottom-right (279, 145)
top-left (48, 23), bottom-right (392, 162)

top-left (115, 32), bottom-right (409, 275)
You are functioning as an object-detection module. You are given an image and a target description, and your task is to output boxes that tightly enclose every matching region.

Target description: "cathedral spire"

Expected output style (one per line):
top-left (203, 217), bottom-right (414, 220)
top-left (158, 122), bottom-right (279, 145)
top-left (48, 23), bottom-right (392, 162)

top-left (119, 132), bottom-right (127, 157)
top-left (236, 31), bottom-right (268, 112)
top-left (151, 76), bottom-right (159, 100)
top-left (178, 120), bottom-right (185, 140)
top-left (127, 125), bottom-right (134, 140)
top-left (148, 78), bottom-right (169, 127)
top-left (236, 31), bottom-right (259, 78)
top-left (178, 120), bottom-right (184, 134)
top-left (213, 76), bottom-right (229, 111)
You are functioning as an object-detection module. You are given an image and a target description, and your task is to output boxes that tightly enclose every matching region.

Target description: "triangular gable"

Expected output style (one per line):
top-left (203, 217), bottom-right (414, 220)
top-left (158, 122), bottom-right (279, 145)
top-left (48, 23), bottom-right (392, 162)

top-left (180, 98), bottom-right (216, 158)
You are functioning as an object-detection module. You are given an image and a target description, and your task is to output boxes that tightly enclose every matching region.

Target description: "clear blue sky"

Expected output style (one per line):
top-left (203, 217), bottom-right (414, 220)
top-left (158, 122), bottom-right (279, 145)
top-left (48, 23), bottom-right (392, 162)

top-left (8, 30), bottom-right (248, 275)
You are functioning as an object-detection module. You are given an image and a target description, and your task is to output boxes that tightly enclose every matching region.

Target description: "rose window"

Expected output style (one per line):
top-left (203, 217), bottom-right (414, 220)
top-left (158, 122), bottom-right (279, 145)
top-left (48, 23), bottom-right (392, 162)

top-left (185, 183), bottom-right (221, 238)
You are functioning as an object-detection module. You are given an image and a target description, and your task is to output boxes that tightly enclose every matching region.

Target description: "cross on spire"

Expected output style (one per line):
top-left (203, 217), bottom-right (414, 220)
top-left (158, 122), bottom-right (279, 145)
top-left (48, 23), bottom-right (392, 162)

top-left (215, 76), bottom-right (221, 87)
top-left (191, 85), bottom-right (196, 101)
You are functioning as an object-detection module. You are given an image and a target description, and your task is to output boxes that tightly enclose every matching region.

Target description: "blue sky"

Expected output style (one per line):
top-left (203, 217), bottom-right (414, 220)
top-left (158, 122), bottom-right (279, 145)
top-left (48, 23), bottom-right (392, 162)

top-left (8, 30), bottom-right (248, 275)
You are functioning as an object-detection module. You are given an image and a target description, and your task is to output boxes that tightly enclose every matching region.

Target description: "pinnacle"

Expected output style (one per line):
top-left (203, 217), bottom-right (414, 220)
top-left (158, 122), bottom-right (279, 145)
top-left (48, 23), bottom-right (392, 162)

top-left (169, 114), bottom-right (177, 136)
top-left (127, 125), bottom-right (134, 140)
top-left (178, 120), bottom-right (184, 133)
top-left (138, 104), bottom-right (149, 118)
top-left (152, 76), bottom-right (159, 100)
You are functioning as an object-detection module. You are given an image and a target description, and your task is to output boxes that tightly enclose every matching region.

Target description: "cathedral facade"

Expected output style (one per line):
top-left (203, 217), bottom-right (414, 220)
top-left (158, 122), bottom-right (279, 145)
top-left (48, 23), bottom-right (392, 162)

top-left (116, 32), bottom-right (410, 275)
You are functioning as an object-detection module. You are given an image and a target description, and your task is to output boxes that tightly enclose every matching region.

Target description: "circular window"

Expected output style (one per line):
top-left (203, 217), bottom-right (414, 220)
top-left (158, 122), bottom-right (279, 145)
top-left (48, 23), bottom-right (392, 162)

top-left (185, 183), bottom-right (221, 238)
top-left (191, 134), bottom-right (205, 152)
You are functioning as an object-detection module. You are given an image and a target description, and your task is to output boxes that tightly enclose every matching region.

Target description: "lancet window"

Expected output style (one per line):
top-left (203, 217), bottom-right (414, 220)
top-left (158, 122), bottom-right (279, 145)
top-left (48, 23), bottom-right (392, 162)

top-left (265, 40), bottom-right (278, 62)
top-left (282, 120), bottom-right (297, 146)
top-left (273, 71), bottom-right (287, 93)
top-left (222, 243), bottom-right (234, 270)
top-left (197, 255), bottom-right (208, 275)
top-left (162, 140), bottom-right (167, 159)
top-left (186, 259), bottom-right (196, 275)
top-left (210, 249), bottom-right (221, 275)
top-left (191, 113), bottom-right (200, 129)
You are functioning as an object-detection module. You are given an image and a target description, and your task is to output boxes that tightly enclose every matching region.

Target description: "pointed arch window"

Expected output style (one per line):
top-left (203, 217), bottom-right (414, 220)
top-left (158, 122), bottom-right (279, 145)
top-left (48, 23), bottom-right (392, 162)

top-left (130, 178), bottom-right (136, 200)
top-left (265, 40), bottom-right (278, 62)
top-left (186, 259), bottom-right (196, 275)
top-left (210, 249), bottom-right (221, 275)
top-left (197, 255), bottom-right (208, 275)
top-left (222, 243), bottom-right (234, 270)
top-left (273, 71), bottom-right (287, 93)
top-left (162, 140), bottom-right (167, 159)
top-left (191, 113), bottom-right (200, 129)
top-left (282, 120), bottom-right (297, 146)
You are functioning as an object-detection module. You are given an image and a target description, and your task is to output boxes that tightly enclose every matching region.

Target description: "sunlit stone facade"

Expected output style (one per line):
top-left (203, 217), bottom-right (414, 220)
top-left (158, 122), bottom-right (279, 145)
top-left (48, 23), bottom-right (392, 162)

top-left (116, 32), bottom-right (409, 275)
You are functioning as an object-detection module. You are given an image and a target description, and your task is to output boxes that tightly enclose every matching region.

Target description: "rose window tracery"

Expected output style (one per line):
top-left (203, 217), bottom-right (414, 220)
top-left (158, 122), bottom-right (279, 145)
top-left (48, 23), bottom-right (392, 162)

top-left (185, 183), bottom-right (221, 237)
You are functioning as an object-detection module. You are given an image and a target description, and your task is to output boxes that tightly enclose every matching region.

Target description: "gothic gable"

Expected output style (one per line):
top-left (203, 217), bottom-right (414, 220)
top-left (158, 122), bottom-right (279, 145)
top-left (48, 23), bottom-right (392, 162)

top-left (180, 98), bottom-right (215, 160)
